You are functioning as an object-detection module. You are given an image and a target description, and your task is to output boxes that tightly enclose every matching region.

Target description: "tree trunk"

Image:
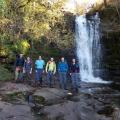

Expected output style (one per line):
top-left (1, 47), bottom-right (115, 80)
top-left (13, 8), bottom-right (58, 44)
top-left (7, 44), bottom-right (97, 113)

top-left (115, 0), bottom-right (120, 21)
top-left (103, 0), bottom-right (107, 7)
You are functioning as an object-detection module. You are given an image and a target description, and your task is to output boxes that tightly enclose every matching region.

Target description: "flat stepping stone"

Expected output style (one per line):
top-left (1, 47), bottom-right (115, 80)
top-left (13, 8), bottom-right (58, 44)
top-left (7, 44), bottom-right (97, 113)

top-left (0, 82), bottom-right (34, 94)
top-left (0, 101), bottom-right (34, 120)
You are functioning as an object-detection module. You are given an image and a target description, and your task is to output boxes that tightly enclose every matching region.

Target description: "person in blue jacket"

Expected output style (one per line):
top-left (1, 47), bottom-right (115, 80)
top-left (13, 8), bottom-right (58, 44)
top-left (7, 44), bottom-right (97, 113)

top-left (35, 56), bottom-right (45, 86)
top-left (58, 57), bottom-right (68, 90)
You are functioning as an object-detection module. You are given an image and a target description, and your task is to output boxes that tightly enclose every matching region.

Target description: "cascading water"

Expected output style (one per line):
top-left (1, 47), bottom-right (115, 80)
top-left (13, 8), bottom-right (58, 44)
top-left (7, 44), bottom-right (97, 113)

top-left (75, 13), bottom-right (108, 83)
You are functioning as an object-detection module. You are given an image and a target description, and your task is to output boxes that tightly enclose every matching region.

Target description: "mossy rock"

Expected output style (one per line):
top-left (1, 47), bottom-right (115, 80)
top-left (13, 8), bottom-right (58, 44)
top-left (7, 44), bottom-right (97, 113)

top-left (2, 92), bottom-right (25, 102)
top-left (33, 95), bottom-right (45, 105)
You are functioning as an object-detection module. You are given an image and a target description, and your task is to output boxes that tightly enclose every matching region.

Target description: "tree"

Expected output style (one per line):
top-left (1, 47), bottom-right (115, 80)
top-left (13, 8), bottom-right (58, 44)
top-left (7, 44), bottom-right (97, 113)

top-left (0, 0), bottom-right (72, 58)
top-left (103, 0), bottom-right (107, 7)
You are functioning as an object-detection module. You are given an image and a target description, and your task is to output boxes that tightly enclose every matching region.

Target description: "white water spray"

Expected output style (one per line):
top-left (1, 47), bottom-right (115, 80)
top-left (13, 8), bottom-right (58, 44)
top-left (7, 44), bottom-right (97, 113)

top-left (75, 13), bottom-right (108, 83)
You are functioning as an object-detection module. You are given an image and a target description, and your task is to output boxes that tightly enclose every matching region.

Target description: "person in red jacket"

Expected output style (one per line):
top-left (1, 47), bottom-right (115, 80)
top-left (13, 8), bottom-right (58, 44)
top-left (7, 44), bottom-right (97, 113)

top-left (70, 58), bottom-right (80, 93)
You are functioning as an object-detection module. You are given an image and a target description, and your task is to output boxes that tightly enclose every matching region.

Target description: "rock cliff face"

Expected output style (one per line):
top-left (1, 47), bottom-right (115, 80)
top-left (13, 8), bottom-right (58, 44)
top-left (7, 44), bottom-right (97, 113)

top-left (99, 3), bottom-right (120, 81)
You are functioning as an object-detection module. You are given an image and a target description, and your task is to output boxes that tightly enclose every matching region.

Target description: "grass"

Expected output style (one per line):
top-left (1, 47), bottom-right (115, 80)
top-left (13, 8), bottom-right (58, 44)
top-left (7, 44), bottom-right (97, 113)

top-left (0, 64), bottom-right (14, 81)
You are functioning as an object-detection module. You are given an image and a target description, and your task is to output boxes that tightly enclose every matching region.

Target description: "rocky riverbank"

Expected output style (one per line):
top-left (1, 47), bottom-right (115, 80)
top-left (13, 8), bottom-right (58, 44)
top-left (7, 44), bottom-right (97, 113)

top-left (0, 81), bottom-right (120, 120)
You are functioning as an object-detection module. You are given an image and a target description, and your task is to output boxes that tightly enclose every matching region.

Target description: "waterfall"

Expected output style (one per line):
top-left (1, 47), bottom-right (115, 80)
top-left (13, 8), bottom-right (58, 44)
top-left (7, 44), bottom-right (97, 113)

top-left (75, 13), bottom-right (108, 83)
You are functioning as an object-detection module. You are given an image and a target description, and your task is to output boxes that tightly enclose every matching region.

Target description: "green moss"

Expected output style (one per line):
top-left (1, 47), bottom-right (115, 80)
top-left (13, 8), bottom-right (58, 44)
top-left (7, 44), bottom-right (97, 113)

top-left (102, 29), bottom-right (120, 70)
top-left (0, 64), bottom-right (13, 81)
top-left (33, 95), bottom-right (45, 105)
top-left (29, 46), bottom-right (61, 62)
top-left (43, 47), bottom-right (61, 57)
top-left (2, 92), bottom-right (25, 102)
top-left (99, 5), bottom-right (120, 24)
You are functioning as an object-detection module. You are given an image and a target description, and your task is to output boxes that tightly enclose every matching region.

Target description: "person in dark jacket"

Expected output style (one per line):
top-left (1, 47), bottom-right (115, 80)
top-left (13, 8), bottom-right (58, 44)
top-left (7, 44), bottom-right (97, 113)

top-left (23, 56), bottom-right (33, 83)
top-left (58, 57), bottom-right (68, 90)
top-left (70, 58), bottom-right (80, 93)
top-left (15, 54), bottom-right (25, 81)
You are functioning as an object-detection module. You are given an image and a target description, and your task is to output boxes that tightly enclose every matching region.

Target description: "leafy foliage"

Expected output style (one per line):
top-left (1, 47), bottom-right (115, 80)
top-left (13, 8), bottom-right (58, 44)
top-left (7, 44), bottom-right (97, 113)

top-left (0, 0), bottom-right (74, 60)
top-left (0, 64), bottom-right (13, 81)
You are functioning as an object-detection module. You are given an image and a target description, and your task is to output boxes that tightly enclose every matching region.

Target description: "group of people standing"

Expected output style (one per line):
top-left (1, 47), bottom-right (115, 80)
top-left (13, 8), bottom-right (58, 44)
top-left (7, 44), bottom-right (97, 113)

top-left (15, 54), bottom-right (80, 93)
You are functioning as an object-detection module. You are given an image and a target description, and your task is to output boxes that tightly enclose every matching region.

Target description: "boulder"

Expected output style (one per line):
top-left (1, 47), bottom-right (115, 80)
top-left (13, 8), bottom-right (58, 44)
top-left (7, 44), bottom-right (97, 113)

top-left (0, 101), bottom-right (35, 120)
